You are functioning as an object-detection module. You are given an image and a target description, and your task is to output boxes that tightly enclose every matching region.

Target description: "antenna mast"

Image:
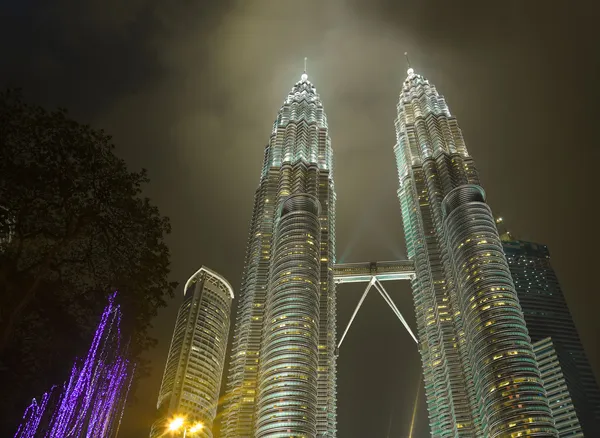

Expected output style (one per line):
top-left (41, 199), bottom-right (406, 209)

top-left (404, 52), bottom-right (411, 69)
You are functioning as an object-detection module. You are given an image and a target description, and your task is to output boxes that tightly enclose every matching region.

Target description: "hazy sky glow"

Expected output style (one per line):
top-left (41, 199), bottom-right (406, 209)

top-left (1, 1), bottom-right (598, 436)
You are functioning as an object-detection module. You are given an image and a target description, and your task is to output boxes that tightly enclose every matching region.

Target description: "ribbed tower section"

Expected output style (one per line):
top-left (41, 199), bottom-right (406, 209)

top-left (256, 194), bottom-right (322, 437)
top-left (222, 73), bottom-right (337, 438)
top-left (394, 67), bottom-right (557, 437)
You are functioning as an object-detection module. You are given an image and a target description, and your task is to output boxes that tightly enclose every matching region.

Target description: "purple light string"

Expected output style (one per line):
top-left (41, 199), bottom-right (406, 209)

top-left (14, 387), bottom-right (54, 438)
top-left (89, 356), bottom-right (131, 437)
top-left (112, 362), bottom-right (136, 438)
top-left (13, 292), bottom-right (135, 438)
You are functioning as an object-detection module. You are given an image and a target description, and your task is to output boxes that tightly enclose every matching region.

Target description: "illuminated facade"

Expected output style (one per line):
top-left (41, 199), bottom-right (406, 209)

top-left (394, 66), bottom-right (557, 437)
top-left (502, 238), bottom-right (600, 435)
top-left (151, 267), bottom-right (233, 438)
top-left (222, 72), bottom-right (337, 437)
top-left (533, 337), bottom-right (584, 437)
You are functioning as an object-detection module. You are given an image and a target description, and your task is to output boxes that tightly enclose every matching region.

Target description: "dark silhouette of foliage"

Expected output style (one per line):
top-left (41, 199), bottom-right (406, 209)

top-left (0, 89), bottom-right (177, 433)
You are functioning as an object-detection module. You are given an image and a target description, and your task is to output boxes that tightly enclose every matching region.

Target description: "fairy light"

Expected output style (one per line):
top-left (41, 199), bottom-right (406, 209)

top-left (14, 293), bottom-right (135, 438)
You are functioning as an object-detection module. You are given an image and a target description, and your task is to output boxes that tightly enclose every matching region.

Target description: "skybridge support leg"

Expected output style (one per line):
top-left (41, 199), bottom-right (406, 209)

top-left (337, 276), bottom-right (376, 352)
top-left (373, 279), bottom-right (418, 344)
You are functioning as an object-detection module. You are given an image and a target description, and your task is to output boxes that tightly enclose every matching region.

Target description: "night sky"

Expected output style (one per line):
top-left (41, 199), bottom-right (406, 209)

top-left (2, 1), bottom-right (599, 437)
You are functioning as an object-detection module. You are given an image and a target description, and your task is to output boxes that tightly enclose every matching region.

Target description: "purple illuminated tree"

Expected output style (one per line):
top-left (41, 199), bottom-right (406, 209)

top-left (0, 88), bottom-right (176, 435)
top-left (14, 293), bottom-right (135, 438)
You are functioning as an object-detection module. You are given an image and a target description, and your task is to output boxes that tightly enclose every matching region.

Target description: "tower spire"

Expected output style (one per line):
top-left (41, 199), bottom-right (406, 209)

top-left (301, 57), bottom-right (308, 82)
top-left (404, 52), bottom-right (415, 77)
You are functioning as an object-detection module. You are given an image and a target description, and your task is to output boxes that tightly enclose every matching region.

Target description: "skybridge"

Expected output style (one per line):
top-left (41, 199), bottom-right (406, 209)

top-left (333, 260), bottom-right (416, 283)
top-left (333, 260), bottom-right (418, 355)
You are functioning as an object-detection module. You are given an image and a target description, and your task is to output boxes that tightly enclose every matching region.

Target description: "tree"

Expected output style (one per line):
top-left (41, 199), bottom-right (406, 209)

top-left (0, 89), bottom-right (177, 432)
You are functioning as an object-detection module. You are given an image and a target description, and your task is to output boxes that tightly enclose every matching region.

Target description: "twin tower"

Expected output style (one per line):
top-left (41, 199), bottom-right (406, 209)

top-left (155, 66), bottom-right (559, 437)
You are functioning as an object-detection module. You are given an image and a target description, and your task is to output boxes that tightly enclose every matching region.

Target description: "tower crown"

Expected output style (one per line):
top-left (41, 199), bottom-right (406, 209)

top-left (263, 69), bottom-right (332, 175)
top-left (287, 75), bottom-right (319, 104)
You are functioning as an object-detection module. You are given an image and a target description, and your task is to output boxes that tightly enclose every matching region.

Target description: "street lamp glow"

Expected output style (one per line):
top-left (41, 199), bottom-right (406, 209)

top-left (169, 417), bottom-right (185, 431)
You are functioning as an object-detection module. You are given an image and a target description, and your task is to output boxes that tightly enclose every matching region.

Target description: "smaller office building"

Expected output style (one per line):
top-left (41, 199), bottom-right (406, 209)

top-left (150, 266), bottom-right (233, 438)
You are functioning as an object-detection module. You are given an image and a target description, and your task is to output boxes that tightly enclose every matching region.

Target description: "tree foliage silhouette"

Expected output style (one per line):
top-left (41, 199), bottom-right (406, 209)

top-left (0, 89), bottom-right (177, 432)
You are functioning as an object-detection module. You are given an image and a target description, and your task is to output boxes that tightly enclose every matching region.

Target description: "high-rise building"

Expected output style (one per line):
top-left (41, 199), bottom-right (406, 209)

top-left (533, 337), bottom-right (584, 437)
top-left (501, 236), bottom-right (600, 435)
top-left (222, 71), bottom-right (337, 437)
top-left (151, 267), bottom-right (234, 438)
top-left (393, 65), bottom-right (557, 437)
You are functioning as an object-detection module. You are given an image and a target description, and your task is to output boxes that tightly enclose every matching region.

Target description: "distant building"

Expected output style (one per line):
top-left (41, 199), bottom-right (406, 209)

top-left (150, 267), bottom-right (234, 438)
top-left (499, 228), bottom-right (600, 435)
top-left (533, 337), bottom-right (584, 437)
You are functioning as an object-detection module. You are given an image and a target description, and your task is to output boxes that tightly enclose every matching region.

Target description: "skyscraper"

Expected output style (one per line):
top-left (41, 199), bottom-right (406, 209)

top-left (151, 267), bottom-right (233, 438)
top-left (393, 65), bottom-right (557, 436)
top-left (501, 236), bottom-right (600, 435)
top-left (222, 71), bottom-right (337, 438)
top-left (533, 337), bottom-right (585, 437)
